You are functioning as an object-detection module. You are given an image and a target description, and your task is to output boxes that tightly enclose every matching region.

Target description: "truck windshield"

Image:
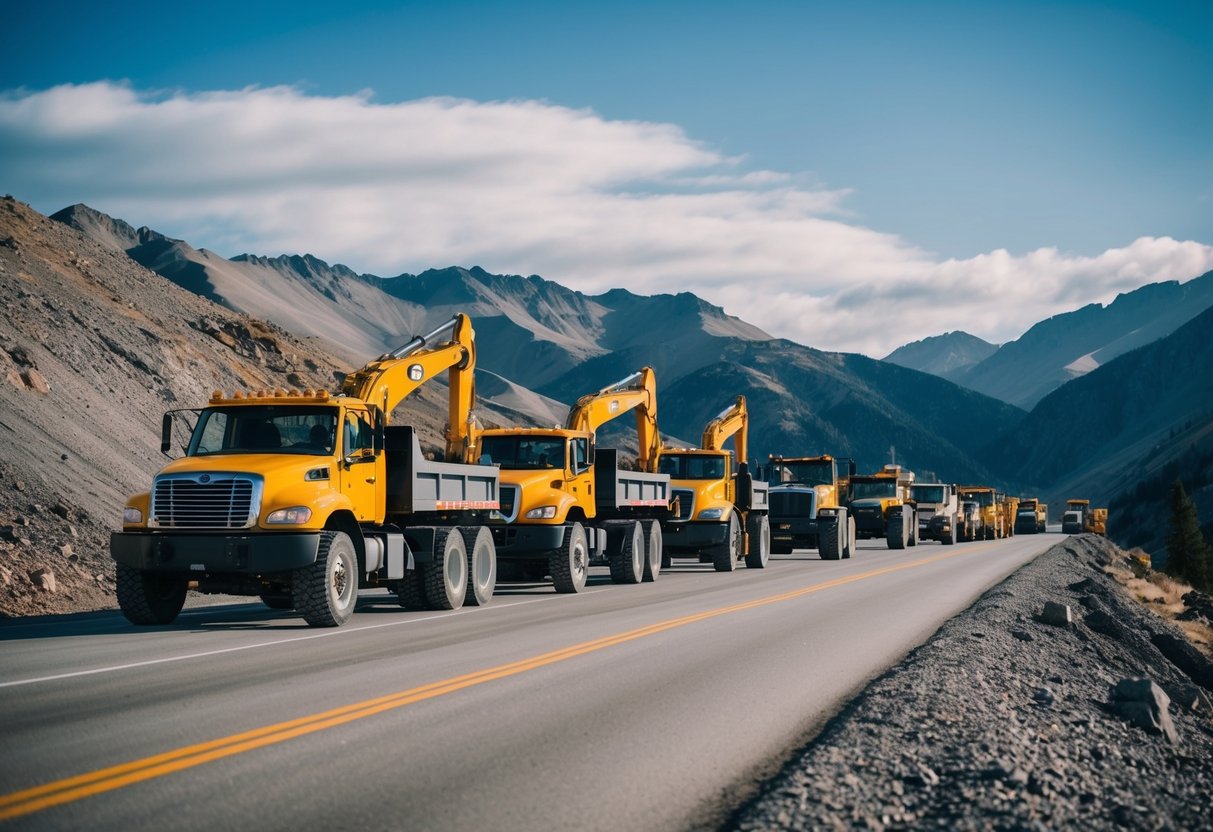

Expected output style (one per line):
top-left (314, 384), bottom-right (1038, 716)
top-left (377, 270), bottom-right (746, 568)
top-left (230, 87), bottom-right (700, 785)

top-left (479, 436), bottom-right (566, 470)
top-left (658, 453), bottom-right (726, 480)
top-left (188, 406), bottom-right (338, 456)
top-left (851, 480), bottom-right (896, 500)
top-left (768, 460), bottom-right (833, 486)
top-left (960, 490), bottom-right (994, 506)
top-left (911, 486), bottom-right (946, 503)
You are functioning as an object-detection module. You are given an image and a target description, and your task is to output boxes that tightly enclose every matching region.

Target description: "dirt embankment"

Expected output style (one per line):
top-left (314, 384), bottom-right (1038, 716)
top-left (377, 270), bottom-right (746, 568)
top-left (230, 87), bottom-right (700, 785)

top-left (730, 536), bottom-right (1213, 831)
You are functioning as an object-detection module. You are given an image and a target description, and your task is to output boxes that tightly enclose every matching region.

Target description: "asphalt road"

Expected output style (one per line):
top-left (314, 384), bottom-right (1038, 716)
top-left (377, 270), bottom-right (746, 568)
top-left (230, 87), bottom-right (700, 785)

top-left (0, 533), bottom-right (1060, 831)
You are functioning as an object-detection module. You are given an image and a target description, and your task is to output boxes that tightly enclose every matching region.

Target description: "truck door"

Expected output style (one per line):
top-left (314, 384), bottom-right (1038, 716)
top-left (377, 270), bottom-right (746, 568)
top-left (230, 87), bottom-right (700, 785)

top-left (340, 407), bottom-right (380, 522)
top-left (567, 437), bottom-right (594, 511)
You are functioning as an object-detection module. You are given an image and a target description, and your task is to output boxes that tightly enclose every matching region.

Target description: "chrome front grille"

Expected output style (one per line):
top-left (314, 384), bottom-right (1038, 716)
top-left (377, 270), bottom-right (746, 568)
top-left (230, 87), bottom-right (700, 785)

top-left (769, 490), bottom-right (815, 519)
top-left (151, 473), bottom-right (262, 529)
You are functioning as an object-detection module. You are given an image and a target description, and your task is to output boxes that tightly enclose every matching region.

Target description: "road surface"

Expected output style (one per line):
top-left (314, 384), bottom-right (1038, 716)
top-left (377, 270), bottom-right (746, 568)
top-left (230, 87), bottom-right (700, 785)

top-left (0, 533), bottom-right (1059, 831)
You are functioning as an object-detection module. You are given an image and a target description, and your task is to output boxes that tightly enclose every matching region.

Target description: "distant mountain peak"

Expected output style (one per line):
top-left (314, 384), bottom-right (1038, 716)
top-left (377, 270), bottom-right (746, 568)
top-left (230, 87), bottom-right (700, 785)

top-left (883, 330), bottom-right (998, 378)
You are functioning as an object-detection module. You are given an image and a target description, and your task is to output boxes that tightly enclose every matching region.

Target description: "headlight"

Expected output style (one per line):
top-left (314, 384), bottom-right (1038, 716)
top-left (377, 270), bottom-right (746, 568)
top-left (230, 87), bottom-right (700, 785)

top-left (266, 507), bottom-right (313, 525)
top-left (525, 506), bottom-right (557, 519)
top-left (698, 508), bottom-right (725, 520)
top-left (122, 507), bottom-right (142, 524)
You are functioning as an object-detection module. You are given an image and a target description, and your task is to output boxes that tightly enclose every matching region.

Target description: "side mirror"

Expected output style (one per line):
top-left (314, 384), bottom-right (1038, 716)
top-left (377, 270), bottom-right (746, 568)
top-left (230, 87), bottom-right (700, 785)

top-left (160, 413), bottom-right (173, 456)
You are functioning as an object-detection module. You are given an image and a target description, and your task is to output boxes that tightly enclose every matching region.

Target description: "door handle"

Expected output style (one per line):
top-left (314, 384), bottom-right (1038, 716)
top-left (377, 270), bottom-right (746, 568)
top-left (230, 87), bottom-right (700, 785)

top-left (365, 477), bottom-right (377, 484)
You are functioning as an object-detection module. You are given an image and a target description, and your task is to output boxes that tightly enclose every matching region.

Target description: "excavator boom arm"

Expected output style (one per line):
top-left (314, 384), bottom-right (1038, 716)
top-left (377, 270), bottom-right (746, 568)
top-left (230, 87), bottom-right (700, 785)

top-left (701, 395), bottom-right (747, 465)
top-left (340, 314), bottom-right (478, 462)
top-left (565, 367), bottom-right (661, 472)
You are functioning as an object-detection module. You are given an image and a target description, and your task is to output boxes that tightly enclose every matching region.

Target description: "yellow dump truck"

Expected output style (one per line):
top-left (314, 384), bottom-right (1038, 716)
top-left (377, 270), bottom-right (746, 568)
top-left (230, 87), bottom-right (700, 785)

top-left (1015, 498), bottom-right (1048, 534)
top-left (111, 314), bottom-right (500, 627)
top-left (765, 454), bottom-right (857, 559)
top-left (848, 464), bottom-right (916, 549)
top-left (657, 395), bottom-right (770, 571)
top-left (1063, 499), bottom-right (1108, 535)
top-left (473, 368), bottom-right (671, 592)
top-left (957, 486), bottom-right (1002, 540)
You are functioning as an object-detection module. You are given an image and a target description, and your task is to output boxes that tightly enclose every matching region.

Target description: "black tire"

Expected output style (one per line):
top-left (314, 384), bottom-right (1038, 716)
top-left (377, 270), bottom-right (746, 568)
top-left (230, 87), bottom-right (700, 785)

top-left (745, 514), bottom-right (770, 568)
top-left (713, 513), bottom-right (741, 572)
top-left (293, 530), bottom-right (358, 627)
top-left (260, 592), bottom-right (294, 610)
top-left (844, 515), bottom-right (856, 559)
top-left (608, 520), bottom-right (644, 584)
top-left (642, 520), bottom-right (662, 582)
top-left (771, 543), bottom-right (794, 555)
top-left (550, 523), bottom-right (589, 593)
top-left (886, 509), bottom-right (907, 550)
top-left (459, 526), bottom-right (496, 606)
top-left (396, 568), bottom-right (427, 610)
top-left (116, 564), bottom-right (187, 625)
top-left (943, 515), bottom-right (956, 545)
top-left (907, 510), bottom-right (918, 547)
top-left (423, 528), bottom-right (468, 610)
top-left (819, 516), bottom-right (842, 560)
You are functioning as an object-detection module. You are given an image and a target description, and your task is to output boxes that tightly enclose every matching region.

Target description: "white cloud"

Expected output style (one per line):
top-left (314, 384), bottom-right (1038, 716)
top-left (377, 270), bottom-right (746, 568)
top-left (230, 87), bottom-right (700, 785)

top-left (2, 81), bottom-right (1211, 357)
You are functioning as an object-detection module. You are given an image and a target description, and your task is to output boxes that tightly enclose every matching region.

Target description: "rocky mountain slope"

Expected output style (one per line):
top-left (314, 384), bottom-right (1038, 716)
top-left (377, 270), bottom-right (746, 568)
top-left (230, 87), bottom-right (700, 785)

top-left (951, 271), bottom-right (1213, 410)
top-left (730, 536), bottom-right (1213, 830)
top-left (55, 203), bottom-right (1024, 481)
top-left (882, 330), bottom-right (999, 379)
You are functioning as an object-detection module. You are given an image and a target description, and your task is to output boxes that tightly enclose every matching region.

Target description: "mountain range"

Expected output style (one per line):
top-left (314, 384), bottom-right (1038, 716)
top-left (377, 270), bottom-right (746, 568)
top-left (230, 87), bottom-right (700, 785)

top-left (885, 272), bottom-right (1213, 410)
top-left (51, 203), bottom-right (1022, 481)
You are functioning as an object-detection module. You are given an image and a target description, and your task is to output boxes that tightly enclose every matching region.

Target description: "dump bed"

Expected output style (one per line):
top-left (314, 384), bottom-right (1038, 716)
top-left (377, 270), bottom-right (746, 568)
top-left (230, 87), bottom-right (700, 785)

top-left (594, 448), bottom-right (671, 511)
top-left (385, 426), bottom-right (499, 513)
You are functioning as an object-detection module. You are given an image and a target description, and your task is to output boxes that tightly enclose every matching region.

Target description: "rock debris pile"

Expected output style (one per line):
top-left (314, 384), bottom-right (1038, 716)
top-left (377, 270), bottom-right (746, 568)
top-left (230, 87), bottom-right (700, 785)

top-left (730, 536), bottom-right (1213, 831)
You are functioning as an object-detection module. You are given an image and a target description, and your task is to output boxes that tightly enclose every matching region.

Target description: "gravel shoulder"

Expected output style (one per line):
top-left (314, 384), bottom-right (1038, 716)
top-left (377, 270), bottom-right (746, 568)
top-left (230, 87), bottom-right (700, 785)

top-left (727, 535), bottom-right (1213, 831)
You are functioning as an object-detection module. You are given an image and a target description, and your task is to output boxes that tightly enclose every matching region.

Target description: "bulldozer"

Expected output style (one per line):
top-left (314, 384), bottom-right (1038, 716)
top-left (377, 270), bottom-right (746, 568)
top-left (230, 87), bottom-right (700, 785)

top-left (657, 395), bottom-right (770, 571)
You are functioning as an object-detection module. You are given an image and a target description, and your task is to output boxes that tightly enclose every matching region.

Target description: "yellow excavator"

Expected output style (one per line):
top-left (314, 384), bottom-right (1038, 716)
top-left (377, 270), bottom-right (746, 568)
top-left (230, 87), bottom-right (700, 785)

top-left (657, 395), bottom-right (770, 571)
top-left (111, 314), bottom-right (500, 628)
top-left (765, 454), bottom-right (856, 559)
top-left (473, 367), bottom-right (671, 593)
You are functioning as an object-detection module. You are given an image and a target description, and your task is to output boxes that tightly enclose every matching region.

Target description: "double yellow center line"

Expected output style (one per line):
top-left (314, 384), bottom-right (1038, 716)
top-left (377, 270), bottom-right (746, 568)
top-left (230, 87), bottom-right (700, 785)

top-left (0, 545), bottom-right (979, 822)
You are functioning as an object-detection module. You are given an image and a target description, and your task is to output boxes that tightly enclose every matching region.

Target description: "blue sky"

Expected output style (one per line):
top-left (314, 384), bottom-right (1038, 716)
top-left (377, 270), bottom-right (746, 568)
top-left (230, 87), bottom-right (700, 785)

top-left (2, 0), bottom-right (1211, 354)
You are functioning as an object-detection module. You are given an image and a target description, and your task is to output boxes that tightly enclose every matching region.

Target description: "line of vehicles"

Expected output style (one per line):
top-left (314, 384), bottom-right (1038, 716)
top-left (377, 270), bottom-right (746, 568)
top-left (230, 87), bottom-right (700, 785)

top-left (108, 314), bottom-right (1106, 628)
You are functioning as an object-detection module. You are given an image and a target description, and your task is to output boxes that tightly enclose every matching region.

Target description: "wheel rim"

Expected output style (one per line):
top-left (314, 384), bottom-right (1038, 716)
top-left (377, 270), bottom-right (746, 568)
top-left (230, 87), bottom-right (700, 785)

top-left (447, 545), bottom-right (464, 593)
top-left (573, 540), bottom-right (587, 579)
top-left (331, 551), bottom-right (353, 610)
top-left (474, 541), bottom-right (492, 588)
top-left (632, 527), bottom-right (643, 576)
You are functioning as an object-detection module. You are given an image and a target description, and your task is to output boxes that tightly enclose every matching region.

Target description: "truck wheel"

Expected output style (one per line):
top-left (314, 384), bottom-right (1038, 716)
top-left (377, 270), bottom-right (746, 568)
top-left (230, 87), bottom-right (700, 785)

top-left (642, 520), bottom-right (662, 582)
top-left (943, 515), bottom-right (956, 545)
top-left (745, 514), bottom-right (770, 568)
top-left (396, 568), bottom-right (427, 610)
top-left (293, 530), bottom-right (358, 627)
top-left (844, 516), bottom-right (856, 559)
top-left (713, 513), bottom-right (741, 572)
top-left (550, 523), bottom-right (588, 593)
top-left (907, 512), bottom-right (918, 546)
top-left (260, 592), bottom-right (294, 610)
top-left (424, 528), bottom-right (468, 610)
top-left (819, 516), bottom-right (842, 560)
top-left (608, 520), bottom-right (644, 584)
top-left (886, 510), bottom-right (907, 550)
top-left (459, 526), bottom-right (496, 606)
top-left (116, 564), bottom-right (187, 625)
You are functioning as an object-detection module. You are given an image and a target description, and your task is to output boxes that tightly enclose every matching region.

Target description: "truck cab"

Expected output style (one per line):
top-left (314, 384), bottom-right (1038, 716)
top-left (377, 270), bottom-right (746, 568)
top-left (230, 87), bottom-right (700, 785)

top-left (910, 482), bottom-right (958, 545)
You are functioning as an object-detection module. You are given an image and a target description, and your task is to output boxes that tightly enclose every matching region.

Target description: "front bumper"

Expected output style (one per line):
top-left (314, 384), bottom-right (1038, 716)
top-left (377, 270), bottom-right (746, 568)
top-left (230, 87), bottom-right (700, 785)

top-left (110, 531), bottom-right (321, 574)
top-left (489, 524), bottom-right (568, 558)
top-left (661, 520), bottom-right (728, 552)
